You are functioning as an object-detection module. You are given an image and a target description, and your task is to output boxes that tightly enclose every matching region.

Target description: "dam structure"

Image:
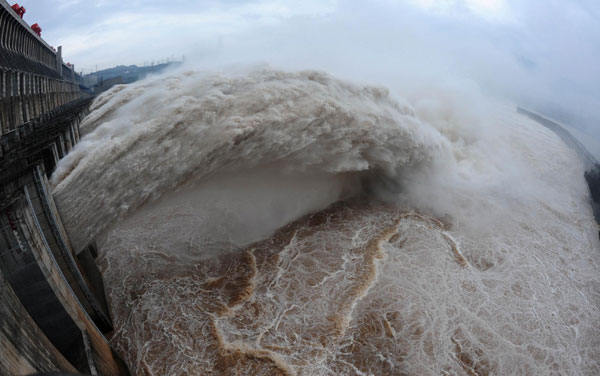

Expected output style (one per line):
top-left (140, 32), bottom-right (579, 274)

top-left (0, 1), bottom-right (129, 375)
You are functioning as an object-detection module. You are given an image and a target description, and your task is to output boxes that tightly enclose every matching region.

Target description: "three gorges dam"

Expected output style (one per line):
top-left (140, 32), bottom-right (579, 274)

top-left (1, 0), bottom-right (600, 375)
top-left (0, 1), bottom-right (129, 374)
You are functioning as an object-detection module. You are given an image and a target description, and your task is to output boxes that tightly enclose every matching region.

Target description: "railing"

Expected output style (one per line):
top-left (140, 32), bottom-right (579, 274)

top-left (0, 0), bottom-right (58, 70)
top-left (0, 1), bottom-right (88, 137)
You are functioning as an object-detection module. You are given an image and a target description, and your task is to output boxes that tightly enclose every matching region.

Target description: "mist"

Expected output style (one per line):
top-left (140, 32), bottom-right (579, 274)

top-left (192, 0), bottom-right (600, 153)
top-left (94, 167), bottom-right (359, 260)
top-left (30, 0), bottom-right (600, 158)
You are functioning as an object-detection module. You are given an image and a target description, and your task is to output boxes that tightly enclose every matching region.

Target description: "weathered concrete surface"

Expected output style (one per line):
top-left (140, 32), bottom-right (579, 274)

top-left (0, 104), bottom-right (129, 375)
top-left (0, 6), bottom-right (130, 370)
top-left (0, 264), bottom-right (78, 375)
top-left (0, 0), bottom-right (80, 77)
top-left (0, 97), bottom-right (91, 188)
top-left (0, 68), bottom-right (86, 135)
top-left (0, 184), bottom-right (124, 375)
top-left (0, 0), bottom-right (86, 136)
top-left (30, 165), bottom-right (113, 331)
top-left (1, 197), bottom-right (85, 366)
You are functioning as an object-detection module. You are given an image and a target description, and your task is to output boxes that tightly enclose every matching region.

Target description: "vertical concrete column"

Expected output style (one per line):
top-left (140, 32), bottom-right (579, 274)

top-left (48, 80), bottom-right (51, 110)
top-left (69, 123), bottom-right (76, 148)
top-left (6, 19), bottom-right (11, 51)
top-left (42, 77), bottom-right (52, 112)
top-left (48, 78), bottom-right (52, 112)
top-left (0, 69), bottom-right (5, 134)
top-left (38, 77), bottom-right (43, 116)
top-left (10, 71), bottom-right (16, 129)
top-left (28, 74), bottom-right (33, 121)
top-left (0, 11), bottom-right (5, 48)
top-left (47, 78), bottom-right (51, 113)
top-left (0, 68), bottom-right (5, 98)
top-left (64, 129), bottom-right (71, 153)
top-left (1, 104), bottom-right (5, 135)
top-left (29, 74), bottom-right (34, 120)
top-left (11, 71), bottom-right (17, 130)
top-left (58, 134), bottom-right (66, 158)
top-left (32, 76), bottom-right (36, 119)
top-left (10, 20), bottom-right (16, 51)
top-left (54, 81), bottom-right (58, 108)
top-left (15, 24), bottom-right (20, 54)
top-left (18, 72), bottom-right (26, 124)
top-left (23, 73), bottom-right (30, 123)
top-left (3, 14), bottom-right (9, 49)
top-left (44, 77), bottom-right (48, 115)
top-left (35, 76), bottom-right (39, 116)
top-left (2, 18), bottom-right (7, 49)
top-left (17, 25), bottom-right (22, 55)
top-left (2, 71), bottom-right (7, 133)
top-left (7, 19), bottom-right (11, 50)
top-left (0, 68), bottom-right (4, 134)
top-left (24, 33), bottom-right (29, 58)
top-left (56, 46), bottom-right (63, 76)
top-left (23, 73), bottom-right (28, 123)
top-left (74, 117), bottom-right (81, 143)
top-left (52, 81), bottom-right (57, 109)
top-left (2, 16), bottom-right (7, 49)
top-left (10, 20), bottom-right (15, 51)
top-left (22, 73), bottom-right (27, 123)
top-left (31, 75), bottom-right (36, 119)
top-left (51, 143), bottom-right (60, 166)
top-left (15, 71), bottom-right (23, 127)
top-left (38, 76), bottom-right (43, 118)
top-left (6, 71), bottom-right (11, 131)
top-left (33, 75), bottom-right (39, 119)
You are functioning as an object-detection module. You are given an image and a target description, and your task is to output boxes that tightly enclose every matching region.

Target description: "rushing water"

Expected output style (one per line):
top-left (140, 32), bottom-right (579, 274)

top-left (52, 69), bottom-right (600, 375)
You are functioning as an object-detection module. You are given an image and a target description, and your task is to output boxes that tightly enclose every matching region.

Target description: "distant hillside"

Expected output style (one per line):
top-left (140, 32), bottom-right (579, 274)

top-left (83, 62), bottom-right (182, 86)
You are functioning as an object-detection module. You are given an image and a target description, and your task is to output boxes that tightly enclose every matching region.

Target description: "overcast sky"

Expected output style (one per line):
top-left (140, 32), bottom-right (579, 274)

top-left (19, 0), bottom-right (600, 145)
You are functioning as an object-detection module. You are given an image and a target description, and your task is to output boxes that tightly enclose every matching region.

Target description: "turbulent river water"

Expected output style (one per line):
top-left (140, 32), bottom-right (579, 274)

top-left (51, 69), bottom-right (600, 375)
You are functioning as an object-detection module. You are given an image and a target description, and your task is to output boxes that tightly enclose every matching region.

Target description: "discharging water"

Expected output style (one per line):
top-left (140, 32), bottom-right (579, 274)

top-left (52, 69), bottom-right (600, 375)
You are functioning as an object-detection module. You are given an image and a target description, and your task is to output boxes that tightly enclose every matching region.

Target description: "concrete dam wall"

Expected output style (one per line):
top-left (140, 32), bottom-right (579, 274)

top-left (0, 1), bottom-right (129, 374)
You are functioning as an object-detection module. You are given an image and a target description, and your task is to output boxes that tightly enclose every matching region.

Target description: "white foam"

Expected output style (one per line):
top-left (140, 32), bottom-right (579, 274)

top-left (51, 69), bottom-right (450, 251)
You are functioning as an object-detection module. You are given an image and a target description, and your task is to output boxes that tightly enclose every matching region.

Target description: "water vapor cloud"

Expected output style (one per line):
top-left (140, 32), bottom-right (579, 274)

top-left (27, 0), bottom-right (600, 153)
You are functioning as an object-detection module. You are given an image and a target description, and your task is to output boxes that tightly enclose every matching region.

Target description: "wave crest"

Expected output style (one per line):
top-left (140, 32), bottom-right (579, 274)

top-left (51, 69), bottom-right (452, 251)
